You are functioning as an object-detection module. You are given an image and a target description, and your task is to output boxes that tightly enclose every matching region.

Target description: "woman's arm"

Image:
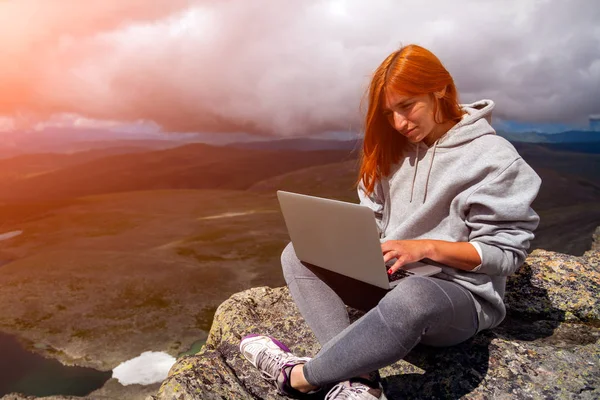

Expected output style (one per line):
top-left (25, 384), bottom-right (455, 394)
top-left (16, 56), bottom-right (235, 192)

top-left (382, 240), bottom-right (481, 273)
top-left (465, 158), bottom-right (541, 276)
top-left (357, 178), bottom-right (386, 236)
top-left (384, 158), bottom-right (540, 276)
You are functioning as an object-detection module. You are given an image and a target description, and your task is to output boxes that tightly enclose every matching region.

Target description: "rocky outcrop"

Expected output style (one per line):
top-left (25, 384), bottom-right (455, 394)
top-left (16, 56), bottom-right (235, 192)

top-left (150, 248), bottom-right (600, 399)
top-left (591, 226), bottom-right (600, 251)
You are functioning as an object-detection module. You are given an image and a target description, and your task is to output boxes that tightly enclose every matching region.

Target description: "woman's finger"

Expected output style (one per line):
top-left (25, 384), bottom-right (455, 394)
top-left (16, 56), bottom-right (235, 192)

top-left (387, 257), bottom-right (407, 274)
top-left (387, 262), bottom-right (401, 274)
top-left (381, 241), bottom-right (400, 252)
top-left (383, 252), bottom-right (394, 263)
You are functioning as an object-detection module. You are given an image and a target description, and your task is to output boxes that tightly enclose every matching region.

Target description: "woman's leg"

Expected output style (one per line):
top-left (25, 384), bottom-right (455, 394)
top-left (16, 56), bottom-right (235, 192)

top-left (281, 242), bottom-right (352, 346)
top-left (300, 275), bottom-right (479, 387)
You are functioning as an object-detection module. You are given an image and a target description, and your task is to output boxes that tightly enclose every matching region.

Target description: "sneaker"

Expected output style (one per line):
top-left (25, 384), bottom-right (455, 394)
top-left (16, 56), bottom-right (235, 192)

top-left (240, 334), bottom-right (318, 398)
top-left (325, 377), bottom-right (387, 400)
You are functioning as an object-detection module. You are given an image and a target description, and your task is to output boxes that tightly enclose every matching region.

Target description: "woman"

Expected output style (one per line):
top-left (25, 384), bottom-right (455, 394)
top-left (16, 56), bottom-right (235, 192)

top-left (239, 44), bottom-right (541, 400)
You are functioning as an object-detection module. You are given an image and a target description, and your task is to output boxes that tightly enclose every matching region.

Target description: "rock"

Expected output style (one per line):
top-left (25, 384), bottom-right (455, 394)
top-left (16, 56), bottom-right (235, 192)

top-left (505, 249), bottom-right (599, 324)
top-left (0, 396), bottom-right (77, 400)
top-left (151, 249), bottom-right (600, 400)
top-left (591, 226), bottom-right (600, 251)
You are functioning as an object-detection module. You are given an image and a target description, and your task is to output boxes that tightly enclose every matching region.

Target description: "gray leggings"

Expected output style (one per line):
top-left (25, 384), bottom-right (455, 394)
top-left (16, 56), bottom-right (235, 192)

top-left (281, 242), bottom-right (479, 387)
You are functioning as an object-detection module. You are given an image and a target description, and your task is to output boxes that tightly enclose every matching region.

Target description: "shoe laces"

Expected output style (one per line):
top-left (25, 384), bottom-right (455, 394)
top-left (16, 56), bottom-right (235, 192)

top-left (325, 381), bottom-right (379, 400)
top-left (256, 347), bottom-right (300, 382)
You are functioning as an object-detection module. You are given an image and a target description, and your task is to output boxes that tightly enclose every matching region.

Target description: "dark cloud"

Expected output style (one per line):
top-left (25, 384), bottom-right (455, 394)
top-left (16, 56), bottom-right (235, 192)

top-left (0, 0), bottom-right (598, 135)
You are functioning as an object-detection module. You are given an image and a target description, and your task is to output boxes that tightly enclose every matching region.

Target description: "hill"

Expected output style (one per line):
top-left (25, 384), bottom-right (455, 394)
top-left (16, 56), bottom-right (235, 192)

top-left (498, 130), bottom-right (600, 143)
top-left (228, 138), bottom-right (361, 152)
top-left (512, 142), bottom-right (600, 185)
top-left (0, 146), bottom-right (171, 188)
top-left (536, 142), bottom-right (600, 154)
top-left (0, 127), bottom-right (208, 158)
top-left (0, 143), bottom-right (354, 202)
top-left (248, 159), bottom-right (360, 202)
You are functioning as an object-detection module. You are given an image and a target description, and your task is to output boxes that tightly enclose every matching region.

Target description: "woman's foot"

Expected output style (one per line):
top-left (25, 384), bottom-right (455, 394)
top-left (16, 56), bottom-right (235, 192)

top-left (325, 377), bottom-right (387, 400)
top-left (240, 334), bottom-right (320, 397)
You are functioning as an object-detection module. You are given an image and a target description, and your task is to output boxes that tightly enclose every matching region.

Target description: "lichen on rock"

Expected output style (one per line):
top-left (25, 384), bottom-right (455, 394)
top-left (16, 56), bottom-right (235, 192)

top-left (591, 226), bottom-right (600, 252)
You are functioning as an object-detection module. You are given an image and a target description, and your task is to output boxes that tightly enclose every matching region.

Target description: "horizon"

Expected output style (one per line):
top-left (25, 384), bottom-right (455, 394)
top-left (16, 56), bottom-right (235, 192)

top-left (0, 123), bottom-right (598, 145)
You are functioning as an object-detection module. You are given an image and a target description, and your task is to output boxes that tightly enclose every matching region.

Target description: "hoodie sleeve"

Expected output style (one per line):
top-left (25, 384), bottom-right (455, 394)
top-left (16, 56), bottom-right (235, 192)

top-left (357, 178), bottom-right (386, 235)
top-left (465, 158), bottom-right (541, 276)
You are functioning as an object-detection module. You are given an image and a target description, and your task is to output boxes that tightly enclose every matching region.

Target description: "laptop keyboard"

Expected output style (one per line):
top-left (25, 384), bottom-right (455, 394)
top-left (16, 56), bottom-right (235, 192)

top-left (386, 265), bottom-right (414, 282)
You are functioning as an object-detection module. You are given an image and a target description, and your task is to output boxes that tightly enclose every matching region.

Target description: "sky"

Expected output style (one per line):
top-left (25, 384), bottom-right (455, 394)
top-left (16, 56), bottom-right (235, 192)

top-left (0, 0), bottom-right (599, 137)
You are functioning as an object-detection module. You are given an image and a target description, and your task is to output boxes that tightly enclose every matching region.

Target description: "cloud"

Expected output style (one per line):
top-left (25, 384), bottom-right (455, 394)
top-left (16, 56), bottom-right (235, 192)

top-left (29, 113), bottom-right (161, 134)
top-left (112, 351), bottom-right (176, 385)
top-left (0, 0), bottom-right (598, 136)
top-left (0, 116), bottom-right (15, 132)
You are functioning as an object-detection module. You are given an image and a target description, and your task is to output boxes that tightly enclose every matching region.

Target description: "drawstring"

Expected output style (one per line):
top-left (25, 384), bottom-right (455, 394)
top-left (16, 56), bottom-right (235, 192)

top-left (409, 139), bottom-right (439, 204)
top-left (423, 139), bottom-right (438, 203)
top-left (409, 144), bottom-right (420, 203)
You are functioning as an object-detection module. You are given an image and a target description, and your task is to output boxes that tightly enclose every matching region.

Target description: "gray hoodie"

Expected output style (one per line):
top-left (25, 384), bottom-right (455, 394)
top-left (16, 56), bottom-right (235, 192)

top-left (358, 99), bottom-right (541, 331)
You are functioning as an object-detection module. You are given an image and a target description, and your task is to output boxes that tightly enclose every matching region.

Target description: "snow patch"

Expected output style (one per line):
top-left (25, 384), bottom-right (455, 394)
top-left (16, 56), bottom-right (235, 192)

top-left (112, 351), bottom-right (176, 385)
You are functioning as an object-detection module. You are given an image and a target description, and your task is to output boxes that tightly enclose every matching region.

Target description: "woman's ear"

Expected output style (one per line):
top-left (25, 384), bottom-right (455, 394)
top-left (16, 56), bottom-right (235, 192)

top-left (434, 85), bottom-right (447, 99)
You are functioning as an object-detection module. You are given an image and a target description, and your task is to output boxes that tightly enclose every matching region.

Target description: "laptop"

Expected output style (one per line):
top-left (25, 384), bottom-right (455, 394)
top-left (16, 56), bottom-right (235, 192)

top-left (277, 190), bottom-right (442, 290)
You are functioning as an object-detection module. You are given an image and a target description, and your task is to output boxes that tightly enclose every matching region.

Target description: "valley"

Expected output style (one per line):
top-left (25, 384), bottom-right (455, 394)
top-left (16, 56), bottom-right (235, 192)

top-left (0, 138), bottom-right (598, 398)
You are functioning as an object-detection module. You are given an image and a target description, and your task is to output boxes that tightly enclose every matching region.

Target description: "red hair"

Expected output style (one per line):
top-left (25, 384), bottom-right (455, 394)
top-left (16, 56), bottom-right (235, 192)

top-left (358, 44), bottom-right (464, 195)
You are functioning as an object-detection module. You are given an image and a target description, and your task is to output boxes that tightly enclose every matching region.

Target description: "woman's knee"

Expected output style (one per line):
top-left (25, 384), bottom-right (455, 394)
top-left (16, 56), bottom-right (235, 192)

top-left (281, 242), bottom-right (309, 283)
top-left (377, 276), bottom-right (450, 327)
top-left (281, 242), bottom-right (299, 267)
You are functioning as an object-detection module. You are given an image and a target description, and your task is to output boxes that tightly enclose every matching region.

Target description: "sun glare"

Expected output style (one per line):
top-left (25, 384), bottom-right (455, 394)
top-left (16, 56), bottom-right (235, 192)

top-left (0, 116), bottom-right (14, 132)
top-left (168, 6), bottom-right (216, 39)
top-left (329, 0), bottom-right (349, 18)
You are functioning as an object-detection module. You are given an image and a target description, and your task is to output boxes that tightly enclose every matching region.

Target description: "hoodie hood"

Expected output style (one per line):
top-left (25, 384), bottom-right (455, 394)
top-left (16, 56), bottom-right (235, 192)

top-left (435, 99), bottom-right (496, 149)
top-left (404, 99), bottom-right (496, 203)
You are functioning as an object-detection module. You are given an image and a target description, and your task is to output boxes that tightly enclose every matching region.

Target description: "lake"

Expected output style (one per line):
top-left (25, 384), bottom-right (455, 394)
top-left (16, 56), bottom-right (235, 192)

top-left (0, 331), bottom-right (111, 397)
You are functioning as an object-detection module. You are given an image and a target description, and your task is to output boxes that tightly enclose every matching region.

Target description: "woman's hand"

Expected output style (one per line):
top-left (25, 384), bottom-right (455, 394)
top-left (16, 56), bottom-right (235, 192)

top-left (381, 240), bottom-right (433, 274)
top-left (382, 239), bottom-right (482, 273)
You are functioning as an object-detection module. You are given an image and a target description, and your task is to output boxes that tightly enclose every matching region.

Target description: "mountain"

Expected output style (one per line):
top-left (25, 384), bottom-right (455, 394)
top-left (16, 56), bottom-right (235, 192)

top-left (227, 138), bottom-right (361, 152)
top-left (0, 143), bottom-right (354, 202)
top-left (0, 146), bottom-right (173, 187)
top-left (0, 128), bottom-right (211, 159)
top-left (498, 130), bottom-right (600, 143)
top-left (512, 142), bottom-right (600, 185)
top-left (531, 142), bottom-right (600, 154)
top-left (229, 134), bottom-right (600, 154)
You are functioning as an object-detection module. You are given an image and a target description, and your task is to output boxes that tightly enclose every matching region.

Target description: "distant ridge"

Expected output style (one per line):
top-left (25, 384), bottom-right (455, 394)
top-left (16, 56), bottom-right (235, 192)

top-left (0, 143), bottom-right (354, 201)
top-left (497, 130), bottom-right (600, 144)
top-left (524, 142), bottom-right (600, 154)
top-left (228, 134), bottom-right (600, 155)
top-left (226, 138), bottom-right (361, 152)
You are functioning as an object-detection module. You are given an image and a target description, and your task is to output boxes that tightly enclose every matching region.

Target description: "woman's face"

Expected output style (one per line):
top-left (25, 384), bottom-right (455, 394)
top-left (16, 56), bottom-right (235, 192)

top-left (383, 90), bottom-right (439, 145)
